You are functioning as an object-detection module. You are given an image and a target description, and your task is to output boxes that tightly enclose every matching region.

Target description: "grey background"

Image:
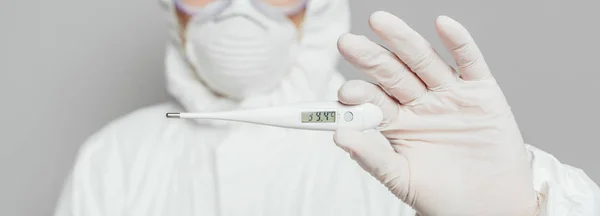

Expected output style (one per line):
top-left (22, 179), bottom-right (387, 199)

top-left (1, 0), bottom-right (598, 215)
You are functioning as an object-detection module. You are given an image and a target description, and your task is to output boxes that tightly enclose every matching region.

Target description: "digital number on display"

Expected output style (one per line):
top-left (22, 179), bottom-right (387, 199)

top-left (301, 111), bottom-right (336, 123)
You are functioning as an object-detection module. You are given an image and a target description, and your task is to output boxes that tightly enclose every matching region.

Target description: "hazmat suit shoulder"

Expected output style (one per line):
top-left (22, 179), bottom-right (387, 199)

top-left (71, 102), bottom-right (182, 159)
top-left (526, 145), bottom-right (600, 215)
top-left (54, 102), bottom-right (187, 216)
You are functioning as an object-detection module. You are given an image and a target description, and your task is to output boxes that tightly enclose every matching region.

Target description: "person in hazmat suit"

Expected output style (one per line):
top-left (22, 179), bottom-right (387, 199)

top-left (55, 0), bottom-right (600, 215)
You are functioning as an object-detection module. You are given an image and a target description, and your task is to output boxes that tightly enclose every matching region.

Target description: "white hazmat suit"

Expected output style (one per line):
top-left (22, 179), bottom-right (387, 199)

top-left (55, 0), bottom-right (600, 215)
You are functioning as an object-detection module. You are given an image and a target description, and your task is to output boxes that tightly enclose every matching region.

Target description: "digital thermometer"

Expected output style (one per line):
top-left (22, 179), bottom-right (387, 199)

top-left (166, 102), bottom-right (383, 131)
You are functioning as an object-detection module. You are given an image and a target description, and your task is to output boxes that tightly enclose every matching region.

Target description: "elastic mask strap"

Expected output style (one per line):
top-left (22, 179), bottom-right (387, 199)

top-left (277, 0), bottom-right (308, 16)
top-left (252, 0), bottom-right (308, 20)
top-left (174, 0), bottom-right (232, 19)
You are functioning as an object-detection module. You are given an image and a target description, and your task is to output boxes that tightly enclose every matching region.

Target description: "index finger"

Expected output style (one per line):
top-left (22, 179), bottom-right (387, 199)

top-left (338, 80), bottom-right (400, 127)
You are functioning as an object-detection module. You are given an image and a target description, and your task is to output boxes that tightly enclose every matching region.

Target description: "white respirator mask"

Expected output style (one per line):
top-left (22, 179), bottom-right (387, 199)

top-left (177, 0), bottom-right (306, 100)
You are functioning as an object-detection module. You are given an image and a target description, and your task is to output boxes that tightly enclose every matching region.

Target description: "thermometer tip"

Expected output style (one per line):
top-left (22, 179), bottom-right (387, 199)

top-left (166, 113), bottom-right (181, 118)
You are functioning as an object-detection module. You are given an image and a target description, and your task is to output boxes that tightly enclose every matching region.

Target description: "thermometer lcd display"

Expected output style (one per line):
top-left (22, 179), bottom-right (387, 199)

top-left (301, 111), bottom-right (336, 123)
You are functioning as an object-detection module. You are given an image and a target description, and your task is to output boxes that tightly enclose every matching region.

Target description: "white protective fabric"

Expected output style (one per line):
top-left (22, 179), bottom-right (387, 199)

top-left (54, 1), bottom-right (600, 216)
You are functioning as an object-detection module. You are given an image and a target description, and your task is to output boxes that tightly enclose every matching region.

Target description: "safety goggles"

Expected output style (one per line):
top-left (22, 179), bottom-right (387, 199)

top-left (174, 0), bottom-right (308, 17)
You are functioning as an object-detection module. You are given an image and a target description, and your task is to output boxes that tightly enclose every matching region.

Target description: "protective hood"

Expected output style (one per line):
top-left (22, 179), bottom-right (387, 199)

top-left (159, 0), bottom-right (351, 124)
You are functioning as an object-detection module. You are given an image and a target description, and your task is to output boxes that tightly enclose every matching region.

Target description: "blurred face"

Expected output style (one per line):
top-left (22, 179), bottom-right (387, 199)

top-left (176, 0), bottom-right (307, 39)
top-left (173, 0), bottom-right (309, 99)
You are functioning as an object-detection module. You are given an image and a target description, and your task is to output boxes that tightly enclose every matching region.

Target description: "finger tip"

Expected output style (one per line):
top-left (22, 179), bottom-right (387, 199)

top-left (332, 129), bottom-right (347, 146)
top-left (437, 15), bottom-right (450, 21)
top-left (368, 11), bottom-right (397, 31)
top-left (371, 11), bottom-right (410, 29)
top-left (337, 33), bottom-right (365, 55)
top-left (434, 16), bottom-right (448, 33)
top-left (333, 129), bottom-right (359, 147)
top-left (435, 15), bottom-right (466, 33)
top-left (337, 33), bottom-right (352, 46)
top-left (338, 80), bottom-right (369, 105)
top-left (337, 33), bottom-right (352, 49)
top-left (369, 10), bottom-right (389, 18)
top-left (435, 16), bottom-right (473, 44)
top-left (436, 15), bottom-right (456, 26)
top-left (369, 11), bottom-right (393, 23)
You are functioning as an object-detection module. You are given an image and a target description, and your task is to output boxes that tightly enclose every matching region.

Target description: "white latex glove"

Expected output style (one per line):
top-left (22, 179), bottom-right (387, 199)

top-left (334, 12), bottom-right (539, 216)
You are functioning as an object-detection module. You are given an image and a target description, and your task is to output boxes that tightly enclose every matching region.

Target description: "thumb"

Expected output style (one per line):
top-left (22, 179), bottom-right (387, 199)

top-left (333, 129), bottom-right (410, 200)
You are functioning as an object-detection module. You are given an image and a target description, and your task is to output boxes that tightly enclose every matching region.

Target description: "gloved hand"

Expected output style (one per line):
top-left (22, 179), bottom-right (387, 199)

top-left (334, 12), bottom-right (539, 216)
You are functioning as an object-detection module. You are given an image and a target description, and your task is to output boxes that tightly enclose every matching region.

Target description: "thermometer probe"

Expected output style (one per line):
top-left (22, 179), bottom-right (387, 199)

top-left (166, 102), bottom-right (383, 131)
